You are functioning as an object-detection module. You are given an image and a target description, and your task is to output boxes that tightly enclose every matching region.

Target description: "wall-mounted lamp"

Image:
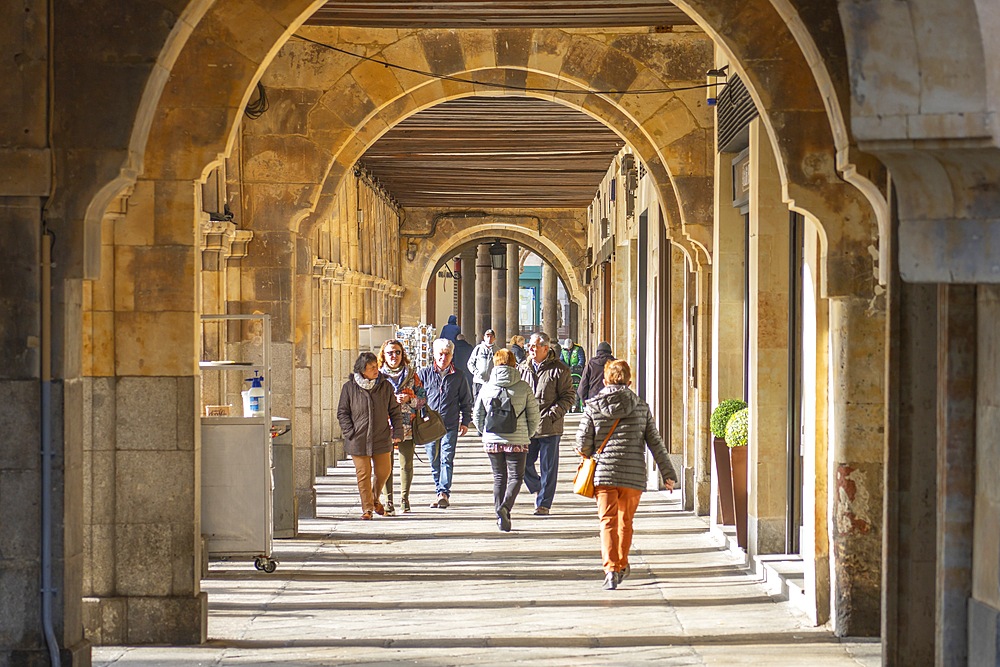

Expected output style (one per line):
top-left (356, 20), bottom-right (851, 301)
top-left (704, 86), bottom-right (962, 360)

top-left (489, 240), bottom-right (507, 270)
top-left (437, 259), bottom-right (461, 280)
top-left (405, 239), bottom-right (418, 262)
top-left (706, 65), bottom-right (729, 106)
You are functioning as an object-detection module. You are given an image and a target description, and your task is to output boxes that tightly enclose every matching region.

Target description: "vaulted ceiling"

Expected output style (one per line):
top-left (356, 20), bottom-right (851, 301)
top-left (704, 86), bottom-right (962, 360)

top-left (360, 97), bottom-right (625, 208)
top-left (308, 2), bottom-right (695, 209)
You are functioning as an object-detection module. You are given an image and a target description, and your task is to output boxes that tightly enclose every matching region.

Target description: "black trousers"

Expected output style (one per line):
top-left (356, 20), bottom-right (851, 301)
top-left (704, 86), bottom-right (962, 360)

top-left (487, 450), bottom-right (527, 515)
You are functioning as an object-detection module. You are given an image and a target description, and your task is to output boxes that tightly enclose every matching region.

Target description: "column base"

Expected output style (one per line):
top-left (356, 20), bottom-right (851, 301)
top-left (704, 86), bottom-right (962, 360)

top-left (296, 488), bottom-right (317, 519)
top-left (969, 597), bottom-right (1000, 665)
top-left (682, 465), bottom-right (696, 511)
top-left (312, 444), bottom-right (327, 476)
top-left (82, 593), bottom-right (206, 645)
top-left (8, 639), bottom-right (92, 667)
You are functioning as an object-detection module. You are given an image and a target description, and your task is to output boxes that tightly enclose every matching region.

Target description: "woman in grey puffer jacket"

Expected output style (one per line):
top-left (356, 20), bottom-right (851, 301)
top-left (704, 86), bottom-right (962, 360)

top-left (473, 348), bottom-right (540, 532)
top-left (575, 359), bottom-right (677, 590)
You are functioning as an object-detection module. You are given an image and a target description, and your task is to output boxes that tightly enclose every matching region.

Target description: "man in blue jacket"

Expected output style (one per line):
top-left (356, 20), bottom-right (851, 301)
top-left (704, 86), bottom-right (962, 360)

top-left (416, 338), bottom-right (473, 508)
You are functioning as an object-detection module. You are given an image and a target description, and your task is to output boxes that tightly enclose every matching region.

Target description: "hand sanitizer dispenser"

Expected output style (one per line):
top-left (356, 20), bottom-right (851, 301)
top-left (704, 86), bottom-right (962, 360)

top-left (242, 371), bottom-right (265, 418)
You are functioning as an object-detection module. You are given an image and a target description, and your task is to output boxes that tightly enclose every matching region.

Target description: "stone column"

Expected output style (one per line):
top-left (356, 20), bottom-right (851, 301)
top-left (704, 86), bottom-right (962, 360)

top-left (882, 277), bottom-right (938, 663)
top-left (461, 248), bottom-right (476, 336)
top-left (475, 243), bottom-right (492, 338)
top-left (935, 285), bottom-right (976, 665)
top-left (506, 243), bottom-right (519, 340)
top-left (81, 179), bottom-right (207, 645)
top-left (542, 262), bottom-right (558, 339)
top-left (673, 246), bottom-right (691, 511)
top-left (694, 264), bottom-right (713, 516)
top-left (492, 259), bottom-right (507, 345)
top-left (747, 119), bottom-right (790, 553)
top-left (829, 295), bottom-right (886, 637)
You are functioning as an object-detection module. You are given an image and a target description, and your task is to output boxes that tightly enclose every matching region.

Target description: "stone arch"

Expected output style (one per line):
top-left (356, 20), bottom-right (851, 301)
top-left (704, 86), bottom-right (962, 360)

top-left (264, 29), bottom-right (714, 263)
top-left (672, 0), bottom-right (886, 296)
top-left (407, 223), bottom-right (586, 324)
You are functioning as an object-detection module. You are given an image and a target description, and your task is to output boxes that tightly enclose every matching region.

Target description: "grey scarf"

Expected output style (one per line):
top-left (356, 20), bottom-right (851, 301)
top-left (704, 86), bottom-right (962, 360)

top-left (353, 373), bottom-right (376, 391)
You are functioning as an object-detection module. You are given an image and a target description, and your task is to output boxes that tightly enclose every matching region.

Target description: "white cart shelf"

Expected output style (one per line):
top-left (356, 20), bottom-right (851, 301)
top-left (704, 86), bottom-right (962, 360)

top-left (199, 313), bottom-right (276, 572)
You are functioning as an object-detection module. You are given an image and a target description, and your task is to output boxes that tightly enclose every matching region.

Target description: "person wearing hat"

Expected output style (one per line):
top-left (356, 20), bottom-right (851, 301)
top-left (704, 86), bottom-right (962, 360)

top-left (468, 329), bottom-right (497, 402)
top-left (560, 338), bottom-right (587, 376)
top-left (578, 341), bottom-right (615, 404)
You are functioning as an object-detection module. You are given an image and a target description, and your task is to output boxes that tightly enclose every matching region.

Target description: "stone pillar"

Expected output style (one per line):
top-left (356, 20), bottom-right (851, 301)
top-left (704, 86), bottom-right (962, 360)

top-left (935, 285), bottom-right (976, 665)
top-left (829, 295), bottom-right (886, 637)
top-left (971, 285), bottom-right (1000, 666)
top-left (506, 243), bottom-right (519, 340)
top-left (461, 248), bottom-right (476, 336)
top-left (542, 262), bottom-right (558, 339)
top-left (569, 301), bottom-right (579, 342)
top-left (492, 259), bottom-right (507, 345)
top-left (882, 278), bottom-right (938, 663)
top-left (475, 243), bottom-right (492, 338)
top-left (673, 246), bottom-right (692, 512)
top-left (81, 179), bottom-right (207, 645)
top-left (747, 119), bottom-right (790, 553)
top-left (694, 264), bottom-right (713, 516)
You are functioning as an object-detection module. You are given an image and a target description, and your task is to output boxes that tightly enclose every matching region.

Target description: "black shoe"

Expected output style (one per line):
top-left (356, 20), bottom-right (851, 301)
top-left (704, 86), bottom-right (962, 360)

top-left (497, 507), bottom-right (511, 532)
top-left (603, 572), bottom-right (617, 590)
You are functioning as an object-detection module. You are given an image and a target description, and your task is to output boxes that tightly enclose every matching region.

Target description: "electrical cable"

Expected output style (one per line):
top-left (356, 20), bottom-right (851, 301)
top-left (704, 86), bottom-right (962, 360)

top-left (245, 81), bottom-right (269, 119)
top-left (291, 34), bottom-right (718, 96)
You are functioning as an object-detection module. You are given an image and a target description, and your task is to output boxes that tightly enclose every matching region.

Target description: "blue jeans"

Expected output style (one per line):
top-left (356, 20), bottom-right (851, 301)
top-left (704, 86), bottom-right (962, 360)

top-left (425, 429), bottom-right (458, 497)
top-left (523, 435), bottom-right (561, 509)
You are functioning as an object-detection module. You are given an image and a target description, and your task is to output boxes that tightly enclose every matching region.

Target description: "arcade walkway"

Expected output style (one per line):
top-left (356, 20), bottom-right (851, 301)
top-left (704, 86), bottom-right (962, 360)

top-left (94, 416), bottom-right (880, 666)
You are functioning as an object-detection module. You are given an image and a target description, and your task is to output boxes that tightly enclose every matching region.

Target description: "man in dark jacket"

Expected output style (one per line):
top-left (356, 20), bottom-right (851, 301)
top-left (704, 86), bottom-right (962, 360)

top-left (519, 331), bottom-right (576, 515)
top-left (452, 334), bottom-right (475, 395)
top-left (440, 314), bottom-right (460, 342)
top-left (416, 338), bottom-right (473, 509)
top-left (578, 341), bottom-right (615, 404)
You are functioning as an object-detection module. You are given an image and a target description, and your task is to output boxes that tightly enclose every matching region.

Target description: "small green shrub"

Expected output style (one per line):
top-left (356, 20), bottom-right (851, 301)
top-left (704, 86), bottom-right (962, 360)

top-left (710, 399), bottom-right (747, 438)
top-left (725, 408), bottom-right (749, 448)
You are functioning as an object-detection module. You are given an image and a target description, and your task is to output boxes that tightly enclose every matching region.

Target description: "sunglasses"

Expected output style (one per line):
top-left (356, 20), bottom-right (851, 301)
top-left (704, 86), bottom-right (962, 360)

top-left (385, 349), bottom-right (402, 356)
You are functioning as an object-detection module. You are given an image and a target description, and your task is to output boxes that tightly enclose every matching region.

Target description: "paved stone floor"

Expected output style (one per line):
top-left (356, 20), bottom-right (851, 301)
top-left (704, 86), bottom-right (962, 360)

top-left (95, 415), bottom-right (881, 666)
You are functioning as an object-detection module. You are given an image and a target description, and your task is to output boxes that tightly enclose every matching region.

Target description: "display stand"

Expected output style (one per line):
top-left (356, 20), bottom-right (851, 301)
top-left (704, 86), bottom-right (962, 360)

top-left (199, 313), bottom-right (277, 572)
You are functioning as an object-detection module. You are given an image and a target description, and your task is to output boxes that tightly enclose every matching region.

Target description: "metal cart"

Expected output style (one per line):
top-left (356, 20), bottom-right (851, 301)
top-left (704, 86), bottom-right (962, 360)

top-left (199, 313), bottom-right (277, 573)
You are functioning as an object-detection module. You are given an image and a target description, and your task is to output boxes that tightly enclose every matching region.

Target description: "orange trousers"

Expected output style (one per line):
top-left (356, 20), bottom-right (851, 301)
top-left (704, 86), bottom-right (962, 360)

top-left (595, 486), bottom-right (643, 574)
top-left (351, 452), bottom-right (392, 513)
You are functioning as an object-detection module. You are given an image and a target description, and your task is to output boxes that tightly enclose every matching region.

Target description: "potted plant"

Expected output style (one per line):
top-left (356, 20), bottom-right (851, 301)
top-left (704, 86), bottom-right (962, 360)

top-left (710, 399), bottom-right (746, 526)
top-left (725, 407), bottom-right (750, 549)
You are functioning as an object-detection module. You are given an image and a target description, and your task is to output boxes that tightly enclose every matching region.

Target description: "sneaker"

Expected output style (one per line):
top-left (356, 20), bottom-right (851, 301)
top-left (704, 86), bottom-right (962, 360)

top-left (384, 502), bottom-right (396, 517)
top-left (497, 506), bottom-right (511, 532)
top-left (616, 564), bottom-right (631, 585)
top-left (603, 572), bottom-right (617, 590)
top-left (533, 506), bottom-right (550, 516)
top-left (437, 493), bottom-right (450, 509)
top-left (402, 497), bottom-right (411, 513)
top-left (373, 500), bottom-right (385, 516)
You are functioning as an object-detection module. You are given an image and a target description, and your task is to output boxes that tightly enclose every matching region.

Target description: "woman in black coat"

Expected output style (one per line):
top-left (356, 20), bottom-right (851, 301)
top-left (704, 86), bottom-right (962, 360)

top-left (338, 352), bottom-right (403, 519)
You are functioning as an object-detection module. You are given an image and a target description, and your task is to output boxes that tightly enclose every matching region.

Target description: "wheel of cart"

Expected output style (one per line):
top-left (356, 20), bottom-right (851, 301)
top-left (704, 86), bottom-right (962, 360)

top-left (570, 370), bottom-right (583, 413)
top-left (254, 556), bottom-right (278, 573)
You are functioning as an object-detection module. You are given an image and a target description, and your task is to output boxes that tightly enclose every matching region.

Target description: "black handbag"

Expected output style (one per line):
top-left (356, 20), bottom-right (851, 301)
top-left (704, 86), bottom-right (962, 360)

top-left (412, 406), bottom-right (447, 445)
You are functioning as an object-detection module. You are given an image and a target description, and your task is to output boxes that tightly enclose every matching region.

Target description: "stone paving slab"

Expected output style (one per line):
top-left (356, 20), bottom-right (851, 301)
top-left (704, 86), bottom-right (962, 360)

top-left (94, 415), bottom-right (881, 666)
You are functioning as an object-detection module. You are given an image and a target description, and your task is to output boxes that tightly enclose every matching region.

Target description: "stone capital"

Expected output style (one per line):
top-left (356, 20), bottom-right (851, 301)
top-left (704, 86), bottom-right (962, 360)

top-left (312, 258), bottom-right (329, 279)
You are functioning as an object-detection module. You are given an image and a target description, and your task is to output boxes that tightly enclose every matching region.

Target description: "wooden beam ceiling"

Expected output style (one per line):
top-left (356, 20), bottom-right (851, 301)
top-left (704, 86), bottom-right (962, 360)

top-left (304, 1), bottom-right (695, 29)
top-left (360, 97), bottom-right (625, 209)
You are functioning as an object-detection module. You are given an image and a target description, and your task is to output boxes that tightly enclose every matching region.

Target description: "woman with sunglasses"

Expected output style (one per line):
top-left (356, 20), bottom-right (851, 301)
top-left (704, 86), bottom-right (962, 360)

top-left (377, 339), bottom-right (426, 513)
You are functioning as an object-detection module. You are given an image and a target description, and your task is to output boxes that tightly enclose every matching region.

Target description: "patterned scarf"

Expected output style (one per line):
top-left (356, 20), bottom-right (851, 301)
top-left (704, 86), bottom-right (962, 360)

top-left (381, 364), bottom-right (407, 392)
top-left (353, 373), bottom-right (376, 391)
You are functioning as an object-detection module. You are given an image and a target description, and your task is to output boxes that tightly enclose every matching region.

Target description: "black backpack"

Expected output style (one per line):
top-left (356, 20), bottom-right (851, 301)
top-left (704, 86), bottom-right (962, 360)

top-left (484, 387), bottom-right (518, 434)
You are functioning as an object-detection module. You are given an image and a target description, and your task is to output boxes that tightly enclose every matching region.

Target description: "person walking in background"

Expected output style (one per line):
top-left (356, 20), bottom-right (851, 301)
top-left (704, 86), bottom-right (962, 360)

top-left (560, 338), bottom-right (587, 375)
top-left (472, 348), bottom-right (540, 532)
top-left (377, 339), bottom-right (426, 514)
top-left (578, 341), bottom-right (615, 404)
top-left (468, 329), bottom-right (497, 400)
top-left (508, 334), bottom-right (526, 364)
top-left (452, 333), bottom-right (475, 396)
top-left (441, 314), bottom-right (460, 342)
top-left (337, 352), bottom-right (403, 520)
top-left (417, 338), bottom-right (473, 509)
top-left (575, 359), bottom-right (677, 590)
top-left (519, 332), bottom-right (576, 516)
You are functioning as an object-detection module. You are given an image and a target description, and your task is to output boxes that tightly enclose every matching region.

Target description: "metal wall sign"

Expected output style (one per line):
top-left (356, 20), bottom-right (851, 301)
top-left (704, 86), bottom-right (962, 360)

top-left (733, 149), bottom-right (750, 208)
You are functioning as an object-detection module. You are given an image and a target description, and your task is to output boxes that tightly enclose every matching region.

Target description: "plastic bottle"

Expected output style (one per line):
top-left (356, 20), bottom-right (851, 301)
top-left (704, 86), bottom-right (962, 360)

top-left (242, 371), bottom-right (265, 418)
